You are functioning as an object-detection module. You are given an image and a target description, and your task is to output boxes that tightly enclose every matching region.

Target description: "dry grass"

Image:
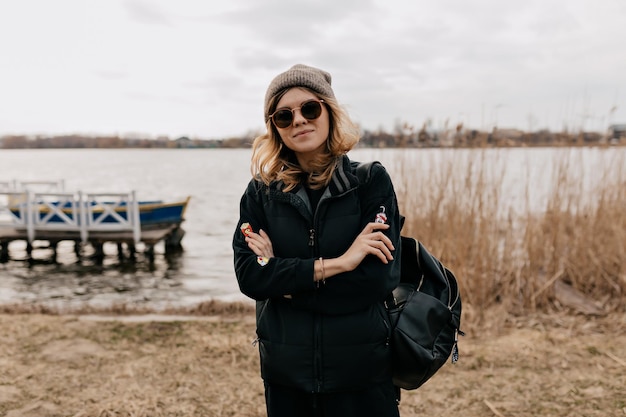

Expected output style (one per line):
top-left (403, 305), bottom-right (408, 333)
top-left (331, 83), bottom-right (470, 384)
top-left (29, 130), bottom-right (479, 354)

top-left (0, 299), bottom-right (255, 317)
top-left (394, 148), bottom-right (626, 331)
top-left (0, 312), bottom-right (624, 417)
top-left (0, 312), bottom-right (264, 417)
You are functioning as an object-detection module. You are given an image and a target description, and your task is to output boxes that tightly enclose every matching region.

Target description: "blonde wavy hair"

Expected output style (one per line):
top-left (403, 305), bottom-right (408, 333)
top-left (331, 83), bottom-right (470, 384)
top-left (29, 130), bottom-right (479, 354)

top-left (250, 88), bottom-right (360, 192)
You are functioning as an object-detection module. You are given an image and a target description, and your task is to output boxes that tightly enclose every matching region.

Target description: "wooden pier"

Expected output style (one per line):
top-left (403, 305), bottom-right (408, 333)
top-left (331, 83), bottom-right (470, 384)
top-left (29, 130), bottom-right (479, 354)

top-left (0, 224), bottom-right (185, 263)
top-left (0, 181), bottom-right (186, 264)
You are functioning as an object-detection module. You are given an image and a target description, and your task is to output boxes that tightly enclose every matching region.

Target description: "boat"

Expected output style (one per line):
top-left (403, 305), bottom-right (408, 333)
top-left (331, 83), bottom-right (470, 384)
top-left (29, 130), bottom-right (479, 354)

top-left (2, 181), bottom-right (188, 228)
top-left (1, 182), bottom-right (191, 249)
top-left (0, 181), bottom-right (191, 262)
top-left (8, 197), bottom-right (191, 228)
top-left (125, 198), bottom-right (190, 227)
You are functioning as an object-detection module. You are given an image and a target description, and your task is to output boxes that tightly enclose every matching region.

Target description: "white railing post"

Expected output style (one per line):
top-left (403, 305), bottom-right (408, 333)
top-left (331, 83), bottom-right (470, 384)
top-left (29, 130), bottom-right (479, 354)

top-left (26, 191), bottom-right (35, 243)
top-left (78, 191), bottom-right (88, 243)
top-left (131, 191), bottom-right (141, 244)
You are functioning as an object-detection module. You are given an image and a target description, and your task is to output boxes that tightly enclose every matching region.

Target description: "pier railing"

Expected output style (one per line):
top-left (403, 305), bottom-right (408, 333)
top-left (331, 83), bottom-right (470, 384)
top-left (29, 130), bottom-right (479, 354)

top-left (0, 190), bottom-right (141, 244)
top-left (0, 180), bottom-right (65, 193)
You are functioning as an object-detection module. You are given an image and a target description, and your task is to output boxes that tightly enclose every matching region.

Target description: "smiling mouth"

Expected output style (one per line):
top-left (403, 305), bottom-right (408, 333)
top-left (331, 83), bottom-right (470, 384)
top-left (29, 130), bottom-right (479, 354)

top-left (294, 130), bottom-right (313, 137)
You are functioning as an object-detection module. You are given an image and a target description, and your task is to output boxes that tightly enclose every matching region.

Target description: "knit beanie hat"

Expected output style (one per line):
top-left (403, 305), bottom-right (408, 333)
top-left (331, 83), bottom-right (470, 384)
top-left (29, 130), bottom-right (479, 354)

top-left (264, 64), bottom-right (335, 119)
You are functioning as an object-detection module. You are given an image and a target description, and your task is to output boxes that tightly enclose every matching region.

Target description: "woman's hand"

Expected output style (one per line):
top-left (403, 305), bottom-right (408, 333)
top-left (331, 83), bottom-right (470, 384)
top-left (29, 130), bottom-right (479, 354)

top-left (245, 229), bottom-right (275, 258)
top-left (246, 229), bottom-right (291, 297)
top-left (339, 222), bottom-right (395, 271)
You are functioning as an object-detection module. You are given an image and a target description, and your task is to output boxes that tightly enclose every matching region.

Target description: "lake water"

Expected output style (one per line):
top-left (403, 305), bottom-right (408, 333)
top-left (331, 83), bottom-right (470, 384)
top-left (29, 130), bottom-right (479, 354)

top-left (0, 147), bottom-right (624, 310)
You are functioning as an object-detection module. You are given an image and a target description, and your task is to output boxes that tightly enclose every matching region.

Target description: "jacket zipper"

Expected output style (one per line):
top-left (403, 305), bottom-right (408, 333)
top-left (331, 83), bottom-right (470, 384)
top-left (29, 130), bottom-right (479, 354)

top-left (382, 314), bottom-right (391, 346)
top-left (310, 200), bottom-right (322, 392)
top-left (309, 223), bottom-right (322, 392)
top-left (307, 187), bottom-right (354, 392)
top-left (309, 189), bottom-right (350, 392)
top-left (314, 315), bottom-right (322, 392)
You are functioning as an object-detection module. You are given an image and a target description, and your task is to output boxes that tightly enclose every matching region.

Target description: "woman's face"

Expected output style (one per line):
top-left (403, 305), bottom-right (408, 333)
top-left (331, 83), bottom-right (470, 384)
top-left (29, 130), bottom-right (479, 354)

top-left (273, 87), bottom-right (330, 169)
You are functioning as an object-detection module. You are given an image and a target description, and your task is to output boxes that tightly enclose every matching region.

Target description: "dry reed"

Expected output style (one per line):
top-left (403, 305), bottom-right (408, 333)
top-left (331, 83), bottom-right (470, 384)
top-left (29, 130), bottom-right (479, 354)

top-left (393, 148), bottom-right (626, 329)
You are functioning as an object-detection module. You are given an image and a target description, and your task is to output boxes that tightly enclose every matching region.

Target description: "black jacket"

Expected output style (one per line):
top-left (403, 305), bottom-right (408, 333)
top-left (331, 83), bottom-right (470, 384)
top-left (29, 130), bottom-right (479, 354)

top-left (233, 155), bottom-right (402, 393)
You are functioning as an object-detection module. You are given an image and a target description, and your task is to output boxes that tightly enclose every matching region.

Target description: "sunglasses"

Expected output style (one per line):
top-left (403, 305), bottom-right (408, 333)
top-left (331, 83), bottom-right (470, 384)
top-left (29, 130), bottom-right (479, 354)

top-left (269, 99), bottom-right (325, 129)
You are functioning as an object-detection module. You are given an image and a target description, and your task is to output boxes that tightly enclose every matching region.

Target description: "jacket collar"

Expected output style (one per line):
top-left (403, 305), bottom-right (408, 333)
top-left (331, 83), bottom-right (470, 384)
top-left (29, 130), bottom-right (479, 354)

top-left (327, 154), bottom-right (359, 196)
top-left (269, 154), bottom-right (358, 197)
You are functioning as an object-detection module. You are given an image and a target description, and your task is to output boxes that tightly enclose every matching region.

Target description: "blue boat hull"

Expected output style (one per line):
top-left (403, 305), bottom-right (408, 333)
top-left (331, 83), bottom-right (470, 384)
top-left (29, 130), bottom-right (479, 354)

top-left (11, 198), bottom-right (190, 228)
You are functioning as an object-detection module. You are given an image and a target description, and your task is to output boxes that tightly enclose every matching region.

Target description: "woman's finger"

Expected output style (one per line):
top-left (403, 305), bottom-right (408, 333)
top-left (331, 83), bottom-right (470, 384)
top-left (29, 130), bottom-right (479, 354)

top-left (359, 222), bottom-right (389, 236)
top-left (362, 231), bottom-right (394, 251)
top-left (246, 239), bottom-right (264, 257)
top-left (246, 229), bottom-right (274, 258)
top-left (367, 238), bottom-right (394, 262)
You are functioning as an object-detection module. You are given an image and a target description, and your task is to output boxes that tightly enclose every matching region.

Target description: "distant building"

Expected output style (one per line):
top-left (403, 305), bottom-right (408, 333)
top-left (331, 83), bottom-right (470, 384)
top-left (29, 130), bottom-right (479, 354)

top-left (175, 136), bottom-right (193, 148)
top-left (608, 124), bottom-right (626, 144)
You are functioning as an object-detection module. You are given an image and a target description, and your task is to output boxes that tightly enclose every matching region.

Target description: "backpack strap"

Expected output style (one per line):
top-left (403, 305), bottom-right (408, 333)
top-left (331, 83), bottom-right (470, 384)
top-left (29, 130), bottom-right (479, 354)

top-left (355, 161), bottom-right (375, 186)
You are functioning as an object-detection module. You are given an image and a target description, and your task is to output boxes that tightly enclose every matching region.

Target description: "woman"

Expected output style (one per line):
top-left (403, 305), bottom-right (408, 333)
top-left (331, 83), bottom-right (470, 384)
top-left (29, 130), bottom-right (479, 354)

top-left (233, 64), bottom-right (402, 417)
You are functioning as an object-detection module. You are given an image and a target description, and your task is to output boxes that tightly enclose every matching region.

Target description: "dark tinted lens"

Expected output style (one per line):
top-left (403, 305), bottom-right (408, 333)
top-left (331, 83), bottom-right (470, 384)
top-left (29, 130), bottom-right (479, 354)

top-left (301, 101), bottom-right (322, 120)
top-left (272, 110), bottom-right (293, 128)
top-left (271, 100), bottom-right (323, 128)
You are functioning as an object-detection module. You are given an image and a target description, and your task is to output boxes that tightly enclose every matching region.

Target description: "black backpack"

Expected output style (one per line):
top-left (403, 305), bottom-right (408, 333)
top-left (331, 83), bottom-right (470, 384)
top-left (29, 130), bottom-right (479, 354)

top-left (357, 162), bottom-right (463, 390)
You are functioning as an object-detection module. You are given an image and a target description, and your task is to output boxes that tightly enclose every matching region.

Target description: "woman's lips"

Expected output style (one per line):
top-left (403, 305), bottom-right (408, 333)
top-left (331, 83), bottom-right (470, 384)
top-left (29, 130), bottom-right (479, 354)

top-left (293, 129), bottom-right (313, 138)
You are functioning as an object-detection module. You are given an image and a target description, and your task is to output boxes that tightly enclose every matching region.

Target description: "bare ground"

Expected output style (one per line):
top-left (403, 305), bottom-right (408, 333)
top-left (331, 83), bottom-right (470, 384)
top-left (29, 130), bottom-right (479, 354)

top-left (0, 309), bottom-right (624, 417)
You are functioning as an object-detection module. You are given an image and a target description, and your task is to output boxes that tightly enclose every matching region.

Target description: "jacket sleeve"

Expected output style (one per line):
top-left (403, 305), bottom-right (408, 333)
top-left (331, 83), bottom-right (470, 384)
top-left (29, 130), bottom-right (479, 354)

top-left (290, 163), bottom-right (402, 315)
top-left (232, 179), bottom-right (318, 301)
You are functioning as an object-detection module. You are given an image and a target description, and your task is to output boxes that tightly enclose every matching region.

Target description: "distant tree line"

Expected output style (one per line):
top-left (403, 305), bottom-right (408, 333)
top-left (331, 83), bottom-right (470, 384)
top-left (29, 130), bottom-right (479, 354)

top-left (0, 124), bottom-right (624, 149)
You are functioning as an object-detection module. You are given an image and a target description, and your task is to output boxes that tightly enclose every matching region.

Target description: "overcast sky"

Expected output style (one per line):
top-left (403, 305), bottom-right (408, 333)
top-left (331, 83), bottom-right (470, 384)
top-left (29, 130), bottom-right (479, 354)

top-left (1, 0), bottom-right (625, 139)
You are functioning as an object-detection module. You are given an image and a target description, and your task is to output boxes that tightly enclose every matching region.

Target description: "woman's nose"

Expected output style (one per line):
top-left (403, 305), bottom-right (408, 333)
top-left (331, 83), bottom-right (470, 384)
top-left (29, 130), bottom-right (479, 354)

top-left (291, 109), bottom-right (307, 125)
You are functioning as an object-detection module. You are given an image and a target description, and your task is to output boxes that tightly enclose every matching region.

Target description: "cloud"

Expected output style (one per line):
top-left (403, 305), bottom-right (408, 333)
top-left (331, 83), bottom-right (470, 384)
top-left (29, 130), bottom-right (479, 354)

top-left (0, 0), bottom-right (624, 137)
top-left (93, 70), bottom-right (128, 80)
top-left (123, 0), bottom-right (172, 26)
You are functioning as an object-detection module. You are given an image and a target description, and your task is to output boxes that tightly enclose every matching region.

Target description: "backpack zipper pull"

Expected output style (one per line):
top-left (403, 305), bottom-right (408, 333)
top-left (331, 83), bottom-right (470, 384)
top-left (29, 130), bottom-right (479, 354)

top-left (451, 329), bottom-right (465, 363)
top-left (251, 337), bottom-right (259, 347)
